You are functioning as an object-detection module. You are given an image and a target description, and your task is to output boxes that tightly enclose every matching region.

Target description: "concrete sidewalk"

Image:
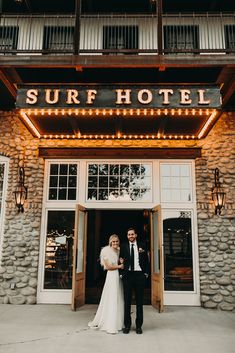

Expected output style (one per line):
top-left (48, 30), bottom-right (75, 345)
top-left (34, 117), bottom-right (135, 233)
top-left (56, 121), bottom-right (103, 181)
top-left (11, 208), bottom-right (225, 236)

top-left (0, 304), bottom-right (234, 353)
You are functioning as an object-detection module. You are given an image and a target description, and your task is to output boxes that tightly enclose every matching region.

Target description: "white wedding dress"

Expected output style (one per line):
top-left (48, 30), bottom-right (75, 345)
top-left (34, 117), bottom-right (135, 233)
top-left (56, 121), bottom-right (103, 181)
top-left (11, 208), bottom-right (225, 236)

top-left (88, 246), bottom-right (124, 334)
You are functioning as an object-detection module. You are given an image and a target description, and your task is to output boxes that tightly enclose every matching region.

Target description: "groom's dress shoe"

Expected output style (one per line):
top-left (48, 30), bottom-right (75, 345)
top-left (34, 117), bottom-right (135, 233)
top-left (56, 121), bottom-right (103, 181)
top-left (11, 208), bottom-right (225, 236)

top-left (123, 327), bottom-right (130, 334)
top-left (136, 328), bottom-right (143, 334)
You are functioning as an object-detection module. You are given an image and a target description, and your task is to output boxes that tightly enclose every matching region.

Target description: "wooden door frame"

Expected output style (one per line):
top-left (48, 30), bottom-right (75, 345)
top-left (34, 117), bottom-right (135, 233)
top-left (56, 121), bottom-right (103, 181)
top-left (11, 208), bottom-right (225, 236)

top-left (71, 204), bottom-right (87, 311)
top-left (150, 204), bottom-right (164, 312)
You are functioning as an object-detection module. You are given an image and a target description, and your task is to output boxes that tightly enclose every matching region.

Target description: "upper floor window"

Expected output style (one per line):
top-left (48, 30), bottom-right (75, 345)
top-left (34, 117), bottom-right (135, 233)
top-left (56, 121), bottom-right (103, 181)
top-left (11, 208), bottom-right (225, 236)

top-left (0, 26), bottom-right (19, 52)
top-left (225, 25), bottom-right (235, 50)
top-left (164, 25), bottom-right (199, 52)
top-left (43, 26), bottom-right (74, 52)
top-left (160, 163), bottom-right (192, 203)
top-left (48, 163), bottom-right (78, 201)
top-left (87, 163), bottom-right (151, 202)
top-left (103, 26), bottom-right (138, 52)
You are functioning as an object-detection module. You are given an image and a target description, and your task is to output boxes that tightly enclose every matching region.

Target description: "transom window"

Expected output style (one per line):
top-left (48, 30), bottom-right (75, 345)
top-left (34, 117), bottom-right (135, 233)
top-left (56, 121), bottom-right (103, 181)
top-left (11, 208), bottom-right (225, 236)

top-left (87, 163), bottom-right (152, 202)
top-left (48, 163), bottom-right (78, 201)
top-left (160, 163), bottom-right (192, 202)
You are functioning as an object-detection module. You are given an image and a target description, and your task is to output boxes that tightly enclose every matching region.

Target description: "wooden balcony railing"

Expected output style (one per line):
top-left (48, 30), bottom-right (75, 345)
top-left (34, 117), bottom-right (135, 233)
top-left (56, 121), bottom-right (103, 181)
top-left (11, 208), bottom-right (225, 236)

top-left (0, 13), bottom-right (234, 55)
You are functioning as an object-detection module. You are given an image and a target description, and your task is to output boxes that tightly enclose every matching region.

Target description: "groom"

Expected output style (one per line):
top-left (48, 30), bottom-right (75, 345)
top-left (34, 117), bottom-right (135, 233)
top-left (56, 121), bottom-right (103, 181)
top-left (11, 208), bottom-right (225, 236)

top-left (119, 227), bottom-right (149, 334)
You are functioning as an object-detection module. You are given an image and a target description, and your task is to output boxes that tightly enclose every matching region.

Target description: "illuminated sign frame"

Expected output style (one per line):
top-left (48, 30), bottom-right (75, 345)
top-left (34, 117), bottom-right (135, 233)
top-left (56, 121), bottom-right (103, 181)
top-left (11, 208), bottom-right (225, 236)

top-left (16, 85), bottom-right (222, 140)
top-left (16, 85), bottom-right (221, 109)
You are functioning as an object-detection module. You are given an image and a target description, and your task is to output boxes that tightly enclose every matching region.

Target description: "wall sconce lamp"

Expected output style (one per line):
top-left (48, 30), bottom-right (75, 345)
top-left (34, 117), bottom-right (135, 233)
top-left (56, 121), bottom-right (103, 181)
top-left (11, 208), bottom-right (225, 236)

top-left (211, 168), bottom-right (226, 215)
top-left (14, 165), bottom-right (27, 213)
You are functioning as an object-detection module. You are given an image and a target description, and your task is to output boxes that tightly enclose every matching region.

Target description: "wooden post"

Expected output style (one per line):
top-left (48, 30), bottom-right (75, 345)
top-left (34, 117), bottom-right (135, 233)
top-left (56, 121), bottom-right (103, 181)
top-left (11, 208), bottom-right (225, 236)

top-left (157, 0), bottom-right (163, 55)
top-left (74, 0), bottom-right (81, 55)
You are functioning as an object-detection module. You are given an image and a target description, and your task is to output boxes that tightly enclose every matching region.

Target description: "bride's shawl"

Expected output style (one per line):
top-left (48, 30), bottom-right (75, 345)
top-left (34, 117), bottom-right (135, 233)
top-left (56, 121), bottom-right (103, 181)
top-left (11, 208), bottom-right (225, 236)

top-left (100, 246), bottom-right (119, 269)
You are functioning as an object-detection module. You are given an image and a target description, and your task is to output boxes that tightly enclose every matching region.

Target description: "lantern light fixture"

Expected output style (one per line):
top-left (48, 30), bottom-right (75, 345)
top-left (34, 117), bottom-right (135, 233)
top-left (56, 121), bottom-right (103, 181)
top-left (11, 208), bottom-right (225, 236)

top-left (211, 168), bottom-right (226, 215)
top-left (14, 164), bottom-right (27, 213)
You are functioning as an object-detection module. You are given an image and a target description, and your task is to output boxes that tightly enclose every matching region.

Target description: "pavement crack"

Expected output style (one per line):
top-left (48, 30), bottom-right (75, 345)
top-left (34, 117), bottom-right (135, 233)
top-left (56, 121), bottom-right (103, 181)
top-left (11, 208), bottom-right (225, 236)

top-left (0, 326), bottom-right (89, 347)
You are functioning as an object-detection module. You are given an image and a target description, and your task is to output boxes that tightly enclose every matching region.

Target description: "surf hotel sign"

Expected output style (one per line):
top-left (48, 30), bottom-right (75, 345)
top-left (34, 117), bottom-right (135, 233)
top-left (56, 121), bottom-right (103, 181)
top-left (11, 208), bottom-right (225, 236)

top-left (16, 85), bottom-right (221, 139)
top-left (16, 85), bottom-right (221, 109)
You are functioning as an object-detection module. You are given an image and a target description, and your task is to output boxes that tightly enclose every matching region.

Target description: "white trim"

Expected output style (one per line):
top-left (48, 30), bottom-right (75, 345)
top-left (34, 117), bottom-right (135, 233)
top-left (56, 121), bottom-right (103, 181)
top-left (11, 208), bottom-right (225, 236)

top-left (164, 292), bottom-right (201, 306)
top-left (44, 160), bottom-right (80, 204)
top-left (162, 208), bottom-right (200, 306)
top-left (0, 156), bottom-right (9, 263)
top-left (85, 161), bottom-right (153, 203)
top-left (37, 290), bottom-right (71, 304)
top-left (37, 207), bottom-right (75, 304)
top-left (38, 158), bottom-right (200, 306)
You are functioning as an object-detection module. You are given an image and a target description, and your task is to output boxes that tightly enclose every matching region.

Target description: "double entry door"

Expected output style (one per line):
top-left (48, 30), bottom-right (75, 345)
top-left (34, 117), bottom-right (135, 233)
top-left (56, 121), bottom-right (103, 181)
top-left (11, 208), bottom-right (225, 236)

top-left (71, 204), bottom-right (164, 312)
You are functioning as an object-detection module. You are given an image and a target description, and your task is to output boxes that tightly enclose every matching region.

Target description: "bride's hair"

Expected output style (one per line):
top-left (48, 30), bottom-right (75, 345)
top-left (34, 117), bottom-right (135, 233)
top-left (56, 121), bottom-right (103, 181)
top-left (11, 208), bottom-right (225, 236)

top-left (108, 234), bottom-right (119, 246)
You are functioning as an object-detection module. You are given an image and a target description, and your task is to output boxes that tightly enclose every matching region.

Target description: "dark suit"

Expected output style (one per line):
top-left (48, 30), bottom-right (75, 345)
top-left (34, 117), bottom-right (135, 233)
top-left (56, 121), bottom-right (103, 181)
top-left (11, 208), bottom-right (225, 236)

top-left (119, 241), bottom-right (149, 329)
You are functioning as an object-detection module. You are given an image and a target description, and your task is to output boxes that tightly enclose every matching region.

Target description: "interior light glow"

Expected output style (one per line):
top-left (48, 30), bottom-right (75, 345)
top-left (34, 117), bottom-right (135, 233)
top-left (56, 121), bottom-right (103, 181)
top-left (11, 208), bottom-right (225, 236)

top-left (198, 110), bottom-right (218, 138)
top-left (20, 111), bottom-right (41, 138)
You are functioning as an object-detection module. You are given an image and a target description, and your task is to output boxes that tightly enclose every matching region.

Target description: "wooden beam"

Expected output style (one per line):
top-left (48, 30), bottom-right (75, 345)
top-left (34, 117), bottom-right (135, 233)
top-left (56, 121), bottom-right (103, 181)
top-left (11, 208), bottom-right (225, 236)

top-left (0, 69), bottom-right (17, 98)
top-left (3, 68), bottom-right (23, 85)
top-left (39, 147), bottom-right (201, 159)
top-left (0, 54), bottom-right (235, 69)
top-left (216, 67), bottom-right (235, 107)
top-left (222, 76), bottom-right (235, 106)
top-left (216, 66), bottom-right (234, 84)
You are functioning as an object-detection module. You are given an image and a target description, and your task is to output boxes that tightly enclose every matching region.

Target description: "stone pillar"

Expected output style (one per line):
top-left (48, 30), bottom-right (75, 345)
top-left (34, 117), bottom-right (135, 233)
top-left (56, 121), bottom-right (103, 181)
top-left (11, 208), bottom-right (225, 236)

top-left (0, 113), bottom-right (44, 304)
top-left (196, 112), bottom-right (235, 311)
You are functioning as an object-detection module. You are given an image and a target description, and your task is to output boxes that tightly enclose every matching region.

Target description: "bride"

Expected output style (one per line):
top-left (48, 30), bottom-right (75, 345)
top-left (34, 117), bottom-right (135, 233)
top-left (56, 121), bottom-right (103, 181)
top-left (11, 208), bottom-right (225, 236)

top-left (88, 234), bottom-right (124, 334)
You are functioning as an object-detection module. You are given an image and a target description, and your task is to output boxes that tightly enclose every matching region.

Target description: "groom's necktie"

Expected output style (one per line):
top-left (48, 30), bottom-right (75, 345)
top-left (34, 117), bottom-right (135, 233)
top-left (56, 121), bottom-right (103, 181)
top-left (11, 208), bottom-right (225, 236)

top-left (130, 244), bottom-right (134, 271)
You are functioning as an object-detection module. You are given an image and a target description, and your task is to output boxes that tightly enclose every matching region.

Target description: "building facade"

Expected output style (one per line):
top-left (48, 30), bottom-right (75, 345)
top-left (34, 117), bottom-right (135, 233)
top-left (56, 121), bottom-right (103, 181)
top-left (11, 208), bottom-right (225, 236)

top-left (0, 0), bottom-right (234, 311)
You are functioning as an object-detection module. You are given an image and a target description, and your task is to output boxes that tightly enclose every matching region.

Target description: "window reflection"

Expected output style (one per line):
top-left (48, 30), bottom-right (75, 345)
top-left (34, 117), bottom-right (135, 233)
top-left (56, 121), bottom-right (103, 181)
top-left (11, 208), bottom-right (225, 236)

top-left (163, 211), bottom-right (194, 291)
top-left (87, 163), bottom-right (152, 202)
top-left (44, 211), bottom-right (75, 290)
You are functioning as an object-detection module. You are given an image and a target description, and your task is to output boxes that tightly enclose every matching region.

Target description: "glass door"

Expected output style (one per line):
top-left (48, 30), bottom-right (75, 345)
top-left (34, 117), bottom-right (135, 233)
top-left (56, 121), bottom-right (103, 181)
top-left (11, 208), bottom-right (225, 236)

top-left (163, 210), bottom-right (200, 306)
top-left (43, 210), bottom-right (74, 290)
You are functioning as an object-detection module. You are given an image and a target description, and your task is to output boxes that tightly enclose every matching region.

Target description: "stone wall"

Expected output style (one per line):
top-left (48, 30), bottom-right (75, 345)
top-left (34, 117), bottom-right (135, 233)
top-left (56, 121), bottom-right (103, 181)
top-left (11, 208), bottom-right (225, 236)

top-left (195, 112), bottom-right (235, 311)
top-left (0, 111), bottom-right (234, 309)
top-left (0, 113), bottom-right (43, 304)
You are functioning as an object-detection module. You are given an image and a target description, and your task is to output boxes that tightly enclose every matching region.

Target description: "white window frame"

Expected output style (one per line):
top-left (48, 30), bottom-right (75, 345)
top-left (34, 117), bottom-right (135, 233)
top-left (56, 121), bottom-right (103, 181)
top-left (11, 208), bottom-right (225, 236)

top-left (162, 208), bottom-right (200, 306)
top-left (160, 162), bottom-right (193, 203)
top-left (38, 160), bottom-right (79, 304)
top-left (160, 161), bottom-right (200, 306)
top-left (86, 161), bottom-right (153, 203)
top-left (45, 160), bottom-right (80, 204)
top-left (38, 159), bottom-right (199, 306)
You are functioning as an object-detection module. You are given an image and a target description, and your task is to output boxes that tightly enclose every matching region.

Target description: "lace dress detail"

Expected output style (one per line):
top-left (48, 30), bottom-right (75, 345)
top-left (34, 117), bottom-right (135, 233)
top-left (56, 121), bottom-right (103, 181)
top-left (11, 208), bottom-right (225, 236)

top-left (88, 246), bottom-right (124, 334)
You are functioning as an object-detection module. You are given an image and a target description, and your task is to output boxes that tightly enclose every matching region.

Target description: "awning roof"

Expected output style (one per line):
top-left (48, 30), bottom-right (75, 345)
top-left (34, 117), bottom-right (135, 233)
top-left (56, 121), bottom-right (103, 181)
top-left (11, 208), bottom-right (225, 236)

top-left (19, 107), bottom-right (220, 140)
